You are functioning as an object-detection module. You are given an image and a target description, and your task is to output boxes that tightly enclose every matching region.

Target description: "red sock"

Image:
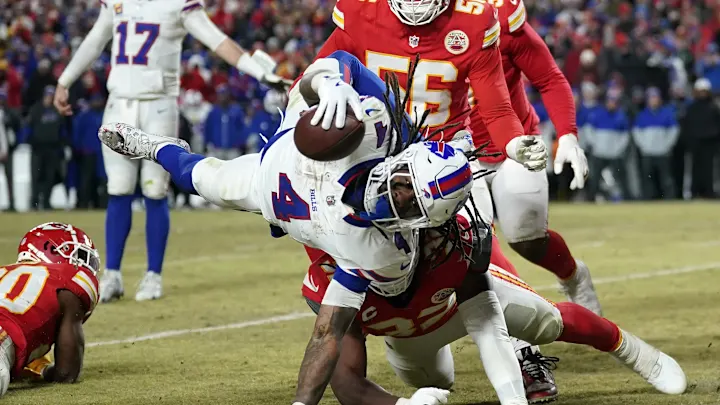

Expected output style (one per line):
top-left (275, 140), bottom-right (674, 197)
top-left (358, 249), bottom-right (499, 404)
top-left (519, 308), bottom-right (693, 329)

top-left (304, 246), bottom-right (326, 263)
top-left (533, 230), bottom-right (576, 280)
top-left (490, 236), bottom-right (520, 277)
top-left (556, 302), bottom-right (621, 352)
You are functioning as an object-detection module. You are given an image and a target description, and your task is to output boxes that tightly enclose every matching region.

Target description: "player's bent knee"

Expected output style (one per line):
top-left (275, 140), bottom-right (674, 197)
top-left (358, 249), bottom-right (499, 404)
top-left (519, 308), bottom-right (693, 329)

top-left (505, 302), bottom-right (563, 346)
top-left (107, 179), bottom-right (138, 197)
top-left (141, 183), bottom-right (170, 200)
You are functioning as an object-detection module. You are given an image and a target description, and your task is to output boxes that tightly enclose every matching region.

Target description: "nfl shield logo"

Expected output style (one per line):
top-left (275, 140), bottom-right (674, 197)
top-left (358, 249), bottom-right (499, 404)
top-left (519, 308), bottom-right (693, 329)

top-left (409, 36), bottom-right (420, 48)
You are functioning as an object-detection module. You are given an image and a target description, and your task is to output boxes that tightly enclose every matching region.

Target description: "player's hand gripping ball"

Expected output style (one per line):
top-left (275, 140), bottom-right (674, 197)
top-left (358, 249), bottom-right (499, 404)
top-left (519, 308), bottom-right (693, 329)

top-left (295, 106), bottom-right (365, 161)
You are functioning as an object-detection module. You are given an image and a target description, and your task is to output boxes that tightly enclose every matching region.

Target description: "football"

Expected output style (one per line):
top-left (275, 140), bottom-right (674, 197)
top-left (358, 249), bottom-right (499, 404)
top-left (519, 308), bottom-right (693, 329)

top-left (294, 106), bottom-right (365, 161)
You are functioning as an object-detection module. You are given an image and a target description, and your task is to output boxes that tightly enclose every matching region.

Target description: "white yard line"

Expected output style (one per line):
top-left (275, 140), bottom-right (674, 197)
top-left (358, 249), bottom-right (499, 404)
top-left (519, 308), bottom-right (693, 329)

top-left (87, 313), bottom-right (313, 347)
top-left (87, 262), bottom-right (720, 348)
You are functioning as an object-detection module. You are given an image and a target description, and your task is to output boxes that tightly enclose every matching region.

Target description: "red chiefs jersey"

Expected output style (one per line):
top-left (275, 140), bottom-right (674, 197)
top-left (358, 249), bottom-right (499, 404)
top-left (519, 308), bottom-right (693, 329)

top-left (0, 262), bottom-right (98, 377)
top-left (468, 0), bottom-right (577, 163)
top-left (316, 0), bottom-right (523, 153)
top-left (302, 231), bottom-right (540, 339)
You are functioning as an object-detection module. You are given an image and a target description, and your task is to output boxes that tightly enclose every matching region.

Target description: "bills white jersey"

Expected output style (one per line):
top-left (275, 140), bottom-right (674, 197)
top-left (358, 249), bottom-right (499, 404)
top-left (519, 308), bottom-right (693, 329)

top-left (104, 0), bottom-right (205, 99)
top-left (255, 91), bottom-right (420, 284)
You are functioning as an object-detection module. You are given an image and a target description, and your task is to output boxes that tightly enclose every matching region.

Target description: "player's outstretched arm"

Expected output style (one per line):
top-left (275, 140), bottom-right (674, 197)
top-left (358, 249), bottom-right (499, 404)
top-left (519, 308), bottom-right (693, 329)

top-left (454, 234), bottom-right (527, 405)
top-left (510, 24), bottom-right (587, 186)
top-left (294, 274), bottom-right (368, 405)
top-left (55, 4), bottom-right (114, 116)
top-left (181, 7), bottom-right (291, 91)
top-left (43, 290), bottom-right (86, 383)
top-left (295, 302), bottom-right (358, 405)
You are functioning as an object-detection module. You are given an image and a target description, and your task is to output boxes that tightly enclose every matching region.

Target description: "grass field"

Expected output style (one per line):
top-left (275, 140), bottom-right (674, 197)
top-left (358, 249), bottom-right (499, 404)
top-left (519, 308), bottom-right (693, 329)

top-left (2, 202), bottom-right (720, 405)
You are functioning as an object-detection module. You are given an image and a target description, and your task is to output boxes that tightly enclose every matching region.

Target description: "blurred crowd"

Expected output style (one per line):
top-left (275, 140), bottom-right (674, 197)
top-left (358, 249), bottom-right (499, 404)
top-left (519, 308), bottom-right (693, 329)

top-left (0, 0), bottom-right (719, 211)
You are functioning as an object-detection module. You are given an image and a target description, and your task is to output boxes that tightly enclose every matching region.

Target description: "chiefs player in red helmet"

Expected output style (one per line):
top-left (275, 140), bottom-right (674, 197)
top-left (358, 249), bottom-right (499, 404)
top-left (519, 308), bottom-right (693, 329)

top-left (0, 222), bottom-right (99, 397)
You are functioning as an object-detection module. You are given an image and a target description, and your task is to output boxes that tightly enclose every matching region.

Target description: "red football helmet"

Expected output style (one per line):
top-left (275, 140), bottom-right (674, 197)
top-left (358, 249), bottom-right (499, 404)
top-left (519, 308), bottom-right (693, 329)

top-left (17, 222), bottom-right (100, 274)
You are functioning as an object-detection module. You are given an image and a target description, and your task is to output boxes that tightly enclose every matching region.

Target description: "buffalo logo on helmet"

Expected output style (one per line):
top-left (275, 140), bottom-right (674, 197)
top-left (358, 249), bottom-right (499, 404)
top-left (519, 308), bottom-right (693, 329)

top-left (444, 30), bottom-right (469, 55)
top-left (425, 142), bottom-right (455, 160)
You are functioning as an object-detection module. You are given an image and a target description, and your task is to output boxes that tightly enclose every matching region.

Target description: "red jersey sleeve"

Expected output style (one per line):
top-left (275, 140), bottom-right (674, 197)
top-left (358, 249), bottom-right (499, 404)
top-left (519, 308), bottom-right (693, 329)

top-left (315, 28), bottom-right (360, 60)
top-left (467, 44), bottom-right (524, 153)
top-left (63, 268), bottom-right (99, 319)
top-left (507, 23), bottom-right (577, 137)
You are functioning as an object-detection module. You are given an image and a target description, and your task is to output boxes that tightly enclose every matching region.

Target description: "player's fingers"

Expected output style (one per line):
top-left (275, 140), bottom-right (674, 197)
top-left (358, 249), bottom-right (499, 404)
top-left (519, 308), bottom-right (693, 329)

top-left (310, 99), bottom-right (327, 126)
top-left (349, 97), bottom-right (363, 122)
top-left (335, 101), bottom-right (347, 129)
top-left (322, 99), bottom-right (337, 130)
top-left (553, 154), bottom-right (564, 175)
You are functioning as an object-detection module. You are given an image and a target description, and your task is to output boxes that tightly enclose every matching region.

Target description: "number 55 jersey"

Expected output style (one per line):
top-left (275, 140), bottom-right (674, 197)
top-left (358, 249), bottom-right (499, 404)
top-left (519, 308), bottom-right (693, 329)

top-left (315, 0), bottom-right (524, 152)
top-left (0, 262), bottom-right (98, 378)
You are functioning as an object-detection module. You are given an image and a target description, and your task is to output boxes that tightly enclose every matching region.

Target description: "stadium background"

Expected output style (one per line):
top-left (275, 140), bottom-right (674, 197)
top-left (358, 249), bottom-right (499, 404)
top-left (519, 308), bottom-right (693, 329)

top-left (0, 0), bottom-right (720, 211)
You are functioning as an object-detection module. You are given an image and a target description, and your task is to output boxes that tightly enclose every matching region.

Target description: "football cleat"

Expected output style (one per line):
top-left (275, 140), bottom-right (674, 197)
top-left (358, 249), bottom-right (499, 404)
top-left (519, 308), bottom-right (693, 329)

top-left (611, 330), bottom-right (687, 395)
top-left (559, 260), bottom-right (602, 316)
top-left (99, 269), bottom-right (124, 303)
top-left (135, 271), bottom-right (162, 301)
top-left (98, 122), bottom-right (190, 162)
top-left (518, 346), bottom-right (560, 404)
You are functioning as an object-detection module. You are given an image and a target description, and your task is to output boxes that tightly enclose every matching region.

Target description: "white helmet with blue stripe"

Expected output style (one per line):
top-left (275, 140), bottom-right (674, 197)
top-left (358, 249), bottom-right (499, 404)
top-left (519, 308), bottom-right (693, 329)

top-left (363, 140), bottom-right (474, 232)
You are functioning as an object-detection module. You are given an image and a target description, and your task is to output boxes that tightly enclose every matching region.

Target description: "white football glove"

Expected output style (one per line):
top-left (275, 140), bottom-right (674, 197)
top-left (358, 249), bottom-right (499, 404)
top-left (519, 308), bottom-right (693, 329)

top-left (554, 134), bottom-right (589, 190)
top-left (397, 387), bottom-right (450, 405)
top-left (311, 73), bottom-right (363, 130)
top-left (505, 135), bottom-right (548, 172)
top-left (448, 129), bottom-right (474, 154)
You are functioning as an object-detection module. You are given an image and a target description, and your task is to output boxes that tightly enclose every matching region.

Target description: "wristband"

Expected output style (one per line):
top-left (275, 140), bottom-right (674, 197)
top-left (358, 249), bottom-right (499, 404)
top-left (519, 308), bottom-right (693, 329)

top-left (236, 53), bottom-right (267, 82)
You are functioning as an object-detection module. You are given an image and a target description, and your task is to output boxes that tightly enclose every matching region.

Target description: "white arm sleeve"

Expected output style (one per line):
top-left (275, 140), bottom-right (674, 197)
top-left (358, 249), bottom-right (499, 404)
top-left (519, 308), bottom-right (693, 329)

top-left (322, 278), bottom-right (366, 309)
top-left (57, 6), bottom-right (114, 88)
top-left (458, 290), bottom-right (527, 405)
top-left (181, 8), bottom-right (228, 52)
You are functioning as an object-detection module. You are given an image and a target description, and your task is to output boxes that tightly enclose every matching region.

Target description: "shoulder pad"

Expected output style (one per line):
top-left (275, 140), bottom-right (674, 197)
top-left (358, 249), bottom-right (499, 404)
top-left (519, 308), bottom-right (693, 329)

top-left (454, 0), bottom-right (501, 48)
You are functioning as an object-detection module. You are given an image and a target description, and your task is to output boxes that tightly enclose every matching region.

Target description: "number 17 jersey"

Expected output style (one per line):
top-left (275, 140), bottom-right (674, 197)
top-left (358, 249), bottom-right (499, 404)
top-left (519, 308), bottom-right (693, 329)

top-left (102, 0), bottom-right (206, 98)
top-left (0, 262), bottom-right (99, 377)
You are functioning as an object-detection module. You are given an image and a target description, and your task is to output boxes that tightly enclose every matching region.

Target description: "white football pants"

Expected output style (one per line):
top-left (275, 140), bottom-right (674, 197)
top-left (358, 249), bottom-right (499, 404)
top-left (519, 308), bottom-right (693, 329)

top-left (189, 153), bottom-right (263, 212)
top-left (102, 96), bottom-right (179, 199)
top-left (384, 267), bottom-right (562, 389)
top-left (0, 330), bottom-right (15, 397)
top-left (470, 158), bottom-right (549, 243)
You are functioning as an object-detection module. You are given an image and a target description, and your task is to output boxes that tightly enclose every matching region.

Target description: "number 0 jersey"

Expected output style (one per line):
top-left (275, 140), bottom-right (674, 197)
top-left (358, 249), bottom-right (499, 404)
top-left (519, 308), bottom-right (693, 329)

top-left (315, 0), bottom-right (524, 154)
top-left (0, 262), bottom-right (99, 377)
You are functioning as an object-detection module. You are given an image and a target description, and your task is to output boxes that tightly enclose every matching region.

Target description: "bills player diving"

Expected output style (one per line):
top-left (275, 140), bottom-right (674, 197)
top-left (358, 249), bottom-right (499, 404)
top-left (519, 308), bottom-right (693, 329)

top-left (0, 223), bottom-right (100, 397)
top-left (301, 232), bottom-right (687, 405)
top-left (97, 52), bottom-right (532, 405)
top-left (53, 0), bottom-right (291, 302)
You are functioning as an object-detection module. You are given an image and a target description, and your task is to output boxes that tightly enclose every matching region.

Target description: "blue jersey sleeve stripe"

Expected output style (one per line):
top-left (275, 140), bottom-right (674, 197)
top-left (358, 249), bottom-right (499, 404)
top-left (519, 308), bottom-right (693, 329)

top-left (334, 267), bottom-right (371, 293)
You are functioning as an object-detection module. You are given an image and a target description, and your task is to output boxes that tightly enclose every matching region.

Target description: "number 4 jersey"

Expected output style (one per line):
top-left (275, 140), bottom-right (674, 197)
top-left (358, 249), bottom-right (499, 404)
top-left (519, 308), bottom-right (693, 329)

top-left (0, 262), bottom-right (98, 377)
top-left (315, 0), bottom-right (524, 153)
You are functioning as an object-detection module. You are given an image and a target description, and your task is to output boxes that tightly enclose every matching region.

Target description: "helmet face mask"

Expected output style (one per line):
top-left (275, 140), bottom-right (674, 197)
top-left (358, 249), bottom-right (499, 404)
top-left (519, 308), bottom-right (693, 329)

top-left (387, 0), bottom-right (450, 26)
top-left (364, 142), bottom-right (473, 232)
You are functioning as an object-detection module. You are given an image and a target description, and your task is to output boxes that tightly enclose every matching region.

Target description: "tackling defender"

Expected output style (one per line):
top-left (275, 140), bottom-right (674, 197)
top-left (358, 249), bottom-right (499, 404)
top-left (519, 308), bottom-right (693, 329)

top-left (0, 223), bottom-right (100, 397)
top-left (97, 52), bottom-right (531, 405)
top-left (54, 0), bottom-right (291, 302)
top-left (302, 233), bottom-right (687, 405)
